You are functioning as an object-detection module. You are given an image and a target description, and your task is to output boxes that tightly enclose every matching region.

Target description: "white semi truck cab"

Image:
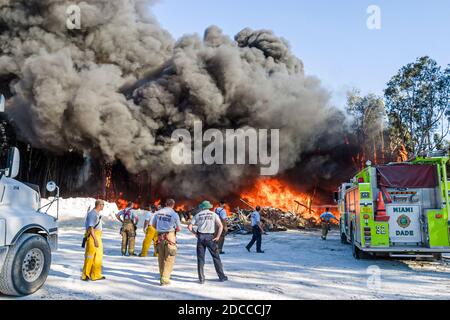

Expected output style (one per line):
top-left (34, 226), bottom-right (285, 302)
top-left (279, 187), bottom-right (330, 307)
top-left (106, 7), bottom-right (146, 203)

top-left (0, 95), bottom-right (59, 296)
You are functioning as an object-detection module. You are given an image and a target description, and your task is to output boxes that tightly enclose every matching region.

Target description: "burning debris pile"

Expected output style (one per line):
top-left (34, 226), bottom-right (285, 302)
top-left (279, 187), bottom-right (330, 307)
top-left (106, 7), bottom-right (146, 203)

top-left (233, 207), bottom-right (318, 233)
top-left (260, 207), bottom-right (318, 230)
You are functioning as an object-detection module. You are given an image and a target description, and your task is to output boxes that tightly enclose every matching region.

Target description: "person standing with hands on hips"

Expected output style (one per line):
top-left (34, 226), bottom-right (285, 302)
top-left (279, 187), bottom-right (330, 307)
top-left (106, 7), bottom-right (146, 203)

top-left (188, 200), bottom-right (228, 284)
top-left (116, 202), bottom-right (139, 256)
top-left (246, 206), bottom-right (265, 253)
top-left (151, 199), bottom-right (181, 286)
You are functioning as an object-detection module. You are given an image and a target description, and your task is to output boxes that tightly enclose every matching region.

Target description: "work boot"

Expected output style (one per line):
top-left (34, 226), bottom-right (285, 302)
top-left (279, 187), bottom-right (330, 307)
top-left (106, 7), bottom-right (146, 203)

top-left (220, 251), bottom-right (225, 255)
top-left (245, 246), bottom-right (250, 252)
top-left (219, 276), bottom-right (228, 282)
top-left (92, 276), bottom-right (106, 282)
top-left (257, 250), bottom-right (265, 253)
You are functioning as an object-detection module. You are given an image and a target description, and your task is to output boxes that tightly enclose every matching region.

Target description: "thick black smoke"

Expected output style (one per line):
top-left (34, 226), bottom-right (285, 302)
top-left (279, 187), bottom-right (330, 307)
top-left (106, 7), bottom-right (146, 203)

top-left (0, 0), bottom-right (353, 200)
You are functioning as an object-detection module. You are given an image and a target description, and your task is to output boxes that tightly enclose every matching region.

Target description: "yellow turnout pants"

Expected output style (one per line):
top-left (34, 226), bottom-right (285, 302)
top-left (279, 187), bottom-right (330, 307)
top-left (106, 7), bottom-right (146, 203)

top-left (157, 232), bottom-right (177, 285)
top-left (82, 230), bottom-right (103, 280)
top-left (141, 226), bottom-right (158, 257)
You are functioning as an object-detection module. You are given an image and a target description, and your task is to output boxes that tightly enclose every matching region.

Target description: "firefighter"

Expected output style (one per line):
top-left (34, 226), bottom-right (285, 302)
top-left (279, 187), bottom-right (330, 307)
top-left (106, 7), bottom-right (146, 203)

top-left (246, 206), bottom-right (265, 253)
top-left (215, 201), bottom-right (228, 254)
top-left (116, 202), bottom-right (139, 256)
top-left (188, 200), bottom-right (228, 284)
top-left (320, 208), bottom-right (338, 240)
top-left (151, 199), bottom-right (182, 286)
top-left (82, 200), bottom-right (106, 281)
top-left (140, 204), bottom-right (158, 257)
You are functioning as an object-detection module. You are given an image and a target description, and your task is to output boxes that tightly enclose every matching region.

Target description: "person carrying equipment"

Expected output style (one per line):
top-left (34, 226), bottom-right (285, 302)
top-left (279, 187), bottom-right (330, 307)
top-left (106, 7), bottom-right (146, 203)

top-left (215, 201), bottom-right (228, 254)
top-left (82, 200), bottom-right (106, 281)
top-left (320, 208), bottom-right (338, 240)
top-left (151, 199), bottom-right (182, 286)
top-left (188, 201), bottom-right (228, 284)
top-left (140, 204), bottom-right (158, 257)
top-left (116, 201), bottom-right (139, 256)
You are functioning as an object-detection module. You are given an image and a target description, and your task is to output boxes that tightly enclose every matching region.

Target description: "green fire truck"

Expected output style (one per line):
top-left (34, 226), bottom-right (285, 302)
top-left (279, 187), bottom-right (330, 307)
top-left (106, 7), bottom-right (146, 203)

top-left (336, 152), bottom-right (450, 259)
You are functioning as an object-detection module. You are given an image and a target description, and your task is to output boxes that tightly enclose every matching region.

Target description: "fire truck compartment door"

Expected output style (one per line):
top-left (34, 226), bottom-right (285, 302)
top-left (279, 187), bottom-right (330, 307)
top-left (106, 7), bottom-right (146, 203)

top-left (427, 209), bottom-right (449, 247)
top-left (387, 205), bottom-right (422, 244)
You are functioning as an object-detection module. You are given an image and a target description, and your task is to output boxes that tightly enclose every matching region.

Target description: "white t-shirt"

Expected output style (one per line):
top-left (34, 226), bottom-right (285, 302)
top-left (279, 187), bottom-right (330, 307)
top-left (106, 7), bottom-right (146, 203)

top-left (191, 210), bottom-right (221, 234)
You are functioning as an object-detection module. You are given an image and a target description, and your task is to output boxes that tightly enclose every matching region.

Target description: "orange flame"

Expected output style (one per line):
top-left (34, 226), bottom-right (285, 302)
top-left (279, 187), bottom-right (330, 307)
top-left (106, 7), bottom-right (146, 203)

top-left (241, 178), bottom-right (311, 213)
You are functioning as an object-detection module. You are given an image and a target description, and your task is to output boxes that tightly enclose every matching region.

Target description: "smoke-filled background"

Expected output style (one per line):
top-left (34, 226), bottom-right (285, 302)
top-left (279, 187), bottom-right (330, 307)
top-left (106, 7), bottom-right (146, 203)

top-left (0, 0), bottom-right (356, 204)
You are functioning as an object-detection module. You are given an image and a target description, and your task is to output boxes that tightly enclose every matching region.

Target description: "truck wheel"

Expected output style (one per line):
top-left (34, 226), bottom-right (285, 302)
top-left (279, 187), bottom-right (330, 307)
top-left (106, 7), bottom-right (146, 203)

top-left (0, 234), bottom-right (51, 296)
top-left (351, 229), bottom-right (362, 260)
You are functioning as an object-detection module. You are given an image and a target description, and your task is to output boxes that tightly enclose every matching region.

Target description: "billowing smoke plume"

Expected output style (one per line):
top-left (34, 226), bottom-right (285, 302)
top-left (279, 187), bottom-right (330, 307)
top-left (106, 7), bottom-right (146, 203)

top-left (0, 0), bottom-right (349, 199)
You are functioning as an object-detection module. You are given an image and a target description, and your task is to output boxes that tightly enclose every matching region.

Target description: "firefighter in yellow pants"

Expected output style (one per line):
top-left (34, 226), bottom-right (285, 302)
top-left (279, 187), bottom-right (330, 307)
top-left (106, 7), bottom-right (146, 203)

top-left (141, 226), bottom-right (158, 257)
top-left (151, 199), bottom-right (182, 286)
top-left (140, 205), bottom-right (158, 257)
top-left (82, 200), bottom-right (106, 281)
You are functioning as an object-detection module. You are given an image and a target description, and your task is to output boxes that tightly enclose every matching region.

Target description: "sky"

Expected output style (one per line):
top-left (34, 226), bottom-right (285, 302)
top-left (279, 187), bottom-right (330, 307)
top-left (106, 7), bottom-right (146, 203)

top-left (151, 0), bottom-right (450, 108)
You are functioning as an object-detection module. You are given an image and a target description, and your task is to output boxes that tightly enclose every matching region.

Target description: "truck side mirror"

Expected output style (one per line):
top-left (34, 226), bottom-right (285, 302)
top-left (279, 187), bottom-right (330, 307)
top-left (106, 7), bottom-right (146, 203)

top-left (46, 181), bottom-right (57, 193)
top-left (6, 147), bottom-right (20, 179)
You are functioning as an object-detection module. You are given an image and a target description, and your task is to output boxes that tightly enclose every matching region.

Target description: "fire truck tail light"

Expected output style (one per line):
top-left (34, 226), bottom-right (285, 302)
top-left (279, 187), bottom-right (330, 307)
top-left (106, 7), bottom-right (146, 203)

top-left (358, 177), bottom-right (364, 183)
top-left (363, 214), bottom-right (370, 220)
top-left (435, 214), bottom-right (443, 219)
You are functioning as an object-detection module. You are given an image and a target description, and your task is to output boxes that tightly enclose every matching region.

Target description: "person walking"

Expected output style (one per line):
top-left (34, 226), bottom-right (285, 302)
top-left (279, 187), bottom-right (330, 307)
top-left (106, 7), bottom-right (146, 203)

top-left (116, 202), bottom-right (139, 256)
top-left (82, 200), bottom-right (106, 281)
top-left (245, 206), bottom-right (265, 253)
top-left (140, 205), bottom-right (158, 257)
top-left (320, 208), bottom-right (338, 240)
top-left (151, 199), bottom-right (181, 286)
top-left (215, 201), bottom-right (228, 254)
top-left (188, 200), bottom-right (228, 284)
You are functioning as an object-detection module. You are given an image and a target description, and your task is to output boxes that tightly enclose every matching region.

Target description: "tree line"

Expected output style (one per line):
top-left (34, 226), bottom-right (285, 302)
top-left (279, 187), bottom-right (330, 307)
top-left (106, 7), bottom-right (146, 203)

top-left (347, 56), bottom-right (449, 166)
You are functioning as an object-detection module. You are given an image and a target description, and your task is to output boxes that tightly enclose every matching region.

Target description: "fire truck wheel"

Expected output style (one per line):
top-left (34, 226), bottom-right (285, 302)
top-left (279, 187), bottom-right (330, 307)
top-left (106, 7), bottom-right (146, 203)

top-left (0, 234), bottom-right (51, 296)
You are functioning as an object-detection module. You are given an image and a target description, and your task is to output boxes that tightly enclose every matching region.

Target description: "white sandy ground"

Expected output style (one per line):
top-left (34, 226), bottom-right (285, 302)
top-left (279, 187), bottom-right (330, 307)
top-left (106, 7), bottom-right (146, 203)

top-left (2, 198), bottom-right (450, 300)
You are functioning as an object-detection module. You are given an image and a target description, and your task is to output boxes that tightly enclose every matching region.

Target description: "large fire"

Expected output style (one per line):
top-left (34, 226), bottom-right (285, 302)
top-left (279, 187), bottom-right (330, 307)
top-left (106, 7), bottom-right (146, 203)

top-left (112, 178), bottom-right (336, 221)
top-left (240, 178), bottom-right (318, 218)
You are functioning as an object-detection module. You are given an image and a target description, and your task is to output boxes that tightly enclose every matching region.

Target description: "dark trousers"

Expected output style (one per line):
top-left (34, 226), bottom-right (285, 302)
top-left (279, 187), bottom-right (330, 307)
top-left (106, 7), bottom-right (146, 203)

top-left (217, 220), bottom-right (228, 252)
top-left (246, 226), bottom-right (262, 252)
top-left (196, 233), bottom-right (226, 281)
